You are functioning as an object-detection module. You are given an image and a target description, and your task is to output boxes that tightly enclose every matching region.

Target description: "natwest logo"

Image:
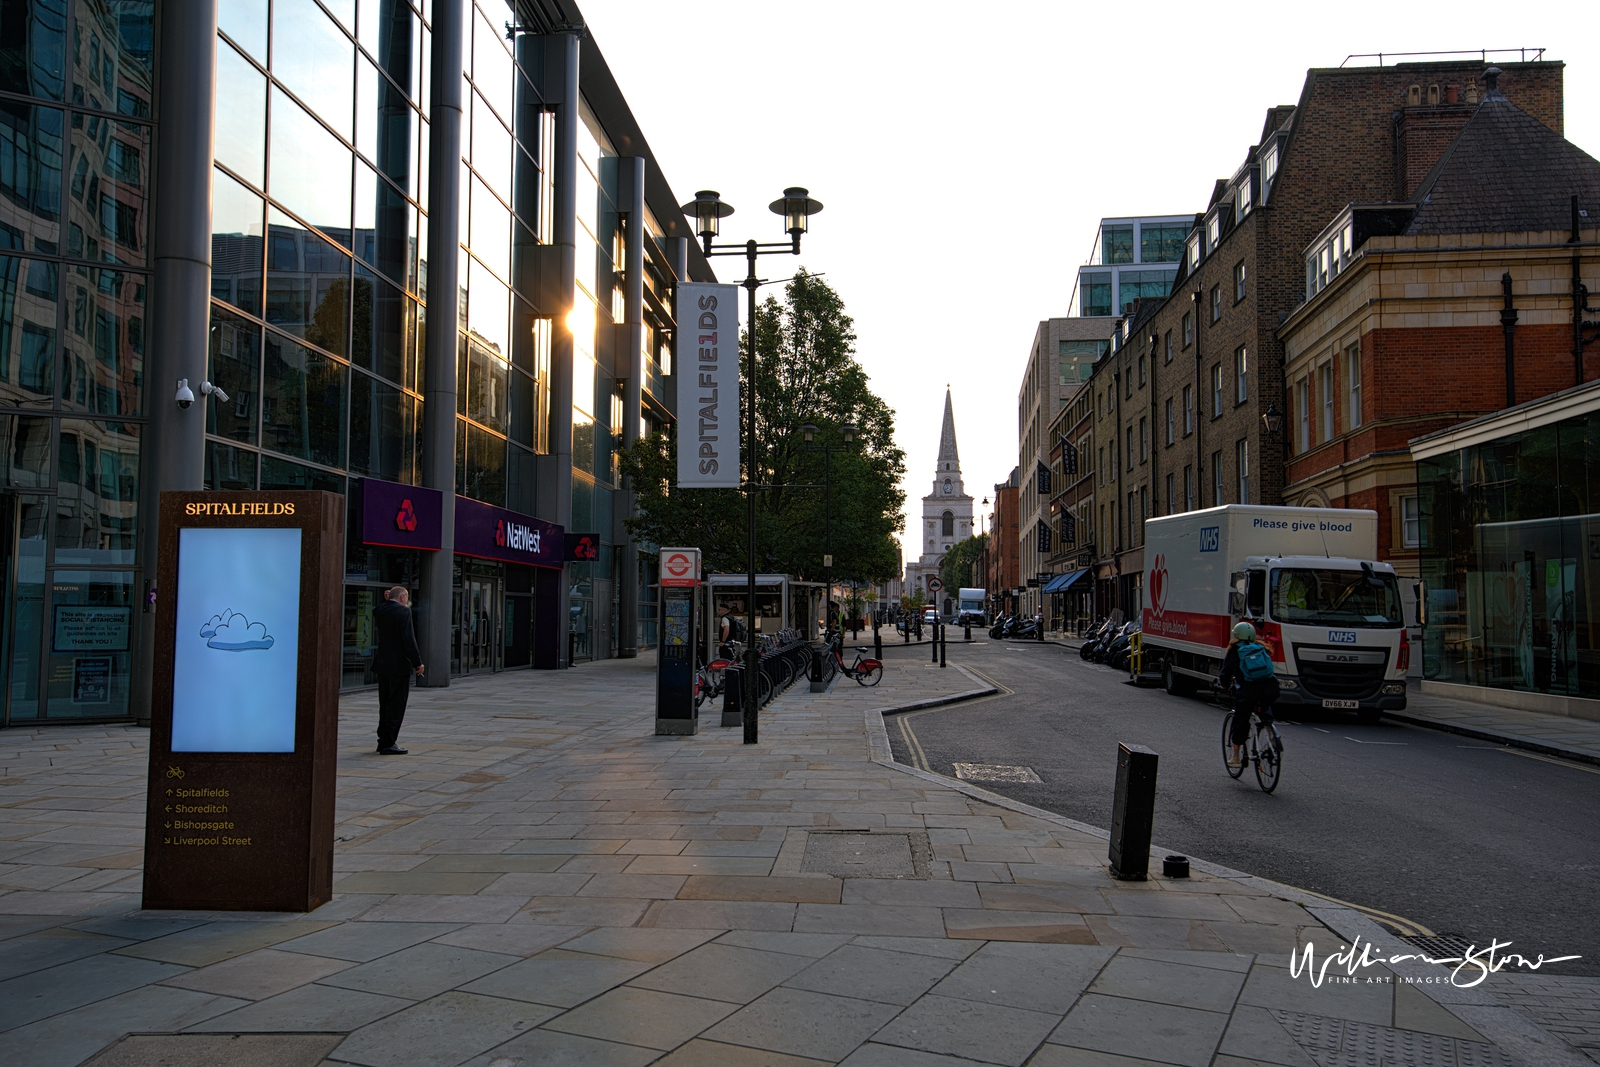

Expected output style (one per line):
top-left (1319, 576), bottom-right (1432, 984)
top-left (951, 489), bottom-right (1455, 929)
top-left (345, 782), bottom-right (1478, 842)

top-left (495, 519), bottom-right (541, 553)
top-left (394, 498), bottom-right (418, 532)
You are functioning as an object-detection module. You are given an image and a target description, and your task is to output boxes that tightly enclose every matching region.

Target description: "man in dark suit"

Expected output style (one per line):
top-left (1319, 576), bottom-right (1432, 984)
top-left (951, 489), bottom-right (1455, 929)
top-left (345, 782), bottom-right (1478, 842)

top-left (373, 586), bottom-right (424, 754)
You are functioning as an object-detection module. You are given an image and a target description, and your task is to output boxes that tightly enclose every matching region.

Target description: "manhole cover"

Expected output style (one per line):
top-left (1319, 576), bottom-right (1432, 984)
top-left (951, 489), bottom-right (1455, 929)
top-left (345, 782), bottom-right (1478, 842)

top-left (83, 1033), bottom-right (344, 1066)
top-left (1272, 1011), bottom-right (1512, 1067)
top-left (953, 763), bottom-right (1042, 783)
top-left (800, 830), bottom-right (930, 878)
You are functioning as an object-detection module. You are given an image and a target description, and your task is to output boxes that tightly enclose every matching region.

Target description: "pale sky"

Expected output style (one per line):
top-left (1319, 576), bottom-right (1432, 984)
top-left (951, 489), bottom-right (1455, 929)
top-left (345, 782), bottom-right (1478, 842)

top-left (581, 1), bottom-right (1596, 570)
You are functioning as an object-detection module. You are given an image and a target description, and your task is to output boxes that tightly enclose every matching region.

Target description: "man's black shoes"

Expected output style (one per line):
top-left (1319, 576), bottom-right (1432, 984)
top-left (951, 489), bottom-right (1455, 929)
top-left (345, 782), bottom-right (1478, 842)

top-left (376, 745), bottom-right (408, 755)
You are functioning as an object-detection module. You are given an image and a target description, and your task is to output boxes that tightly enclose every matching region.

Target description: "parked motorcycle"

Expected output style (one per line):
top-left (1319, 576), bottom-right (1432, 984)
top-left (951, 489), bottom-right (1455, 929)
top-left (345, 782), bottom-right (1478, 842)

top-left (988, 614), bottom-right (1012, 639)
top-left (1078, 617), bottom-right (1113, 660)
top-left (1106, 621), bottom-right (1142, 671)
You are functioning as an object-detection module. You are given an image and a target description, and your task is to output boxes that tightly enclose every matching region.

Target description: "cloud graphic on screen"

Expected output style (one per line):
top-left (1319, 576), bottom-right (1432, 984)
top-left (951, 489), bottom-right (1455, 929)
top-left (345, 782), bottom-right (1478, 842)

top-left (199, 610), bottom-right (275, 651)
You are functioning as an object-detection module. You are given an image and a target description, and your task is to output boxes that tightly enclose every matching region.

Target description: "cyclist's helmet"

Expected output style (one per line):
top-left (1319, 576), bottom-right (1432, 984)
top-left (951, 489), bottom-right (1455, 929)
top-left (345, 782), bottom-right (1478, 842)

top-left (1232, 621), bottom-right (1257, 642)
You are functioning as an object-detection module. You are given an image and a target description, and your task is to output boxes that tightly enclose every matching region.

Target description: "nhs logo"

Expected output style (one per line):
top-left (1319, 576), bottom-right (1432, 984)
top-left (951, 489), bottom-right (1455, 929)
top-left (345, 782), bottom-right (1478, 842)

top-left (1328, 631), bottom-right (1358, 644)
top-left (1199, 527), bottom-right (1220, 552)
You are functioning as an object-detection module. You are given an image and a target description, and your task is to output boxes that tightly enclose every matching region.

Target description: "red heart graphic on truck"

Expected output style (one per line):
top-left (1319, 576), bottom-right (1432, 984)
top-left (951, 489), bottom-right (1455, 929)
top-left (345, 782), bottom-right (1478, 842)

top-left (1149, 555), bottom-right (1168, 617)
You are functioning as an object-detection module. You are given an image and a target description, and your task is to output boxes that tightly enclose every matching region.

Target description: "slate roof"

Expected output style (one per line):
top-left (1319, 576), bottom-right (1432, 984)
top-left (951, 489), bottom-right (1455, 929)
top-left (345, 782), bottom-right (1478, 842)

top-left (1405, 90), bottom-right (1600, 235)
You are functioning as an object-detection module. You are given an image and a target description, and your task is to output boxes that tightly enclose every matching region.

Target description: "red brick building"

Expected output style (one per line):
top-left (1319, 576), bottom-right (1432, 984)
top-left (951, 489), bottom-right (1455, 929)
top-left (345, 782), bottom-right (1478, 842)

top-left (1279, 68), bottom-right (1600, 581)
top-left (981, 472), bottom-right (1020, 615)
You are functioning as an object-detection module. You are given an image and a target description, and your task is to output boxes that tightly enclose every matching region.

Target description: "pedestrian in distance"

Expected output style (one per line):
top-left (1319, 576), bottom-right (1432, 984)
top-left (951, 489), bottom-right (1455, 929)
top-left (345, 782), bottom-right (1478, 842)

top-left (1219, 620), bottom-right (1280, 769)
top-left (372, 586), bottom-right (424, 755)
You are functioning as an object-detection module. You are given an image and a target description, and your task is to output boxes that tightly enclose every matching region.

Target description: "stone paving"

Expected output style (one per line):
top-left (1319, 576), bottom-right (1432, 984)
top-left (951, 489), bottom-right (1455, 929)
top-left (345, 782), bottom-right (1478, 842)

top-left (0, 652), bottom-right (1585, 1066)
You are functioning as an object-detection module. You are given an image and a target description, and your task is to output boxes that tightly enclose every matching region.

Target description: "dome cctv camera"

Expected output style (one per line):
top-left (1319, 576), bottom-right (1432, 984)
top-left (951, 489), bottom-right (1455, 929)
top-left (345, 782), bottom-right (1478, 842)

top-left (174, 379), bottom-right (194, 409)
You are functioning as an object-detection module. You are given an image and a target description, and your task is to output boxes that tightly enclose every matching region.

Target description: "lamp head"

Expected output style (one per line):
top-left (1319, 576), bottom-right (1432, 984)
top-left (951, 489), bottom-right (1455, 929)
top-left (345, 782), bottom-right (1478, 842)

top-left (841, 422), bottom-right (857, 444)
top-left (1262, 401), bottom-right (1284, 434)
top-left (801, 422), bottom-right (818, 444)
top-left (769, 187), bottom-right (823, 245)
top-left (681, 190), bottom-right (734, 253)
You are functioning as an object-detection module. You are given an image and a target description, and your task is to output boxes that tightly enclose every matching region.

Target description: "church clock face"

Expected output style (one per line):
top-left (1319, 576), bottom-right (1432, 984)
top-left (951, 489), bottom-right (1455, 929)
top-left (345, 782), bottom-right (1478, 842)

top-left (942, 479), bottom-right (952, 495)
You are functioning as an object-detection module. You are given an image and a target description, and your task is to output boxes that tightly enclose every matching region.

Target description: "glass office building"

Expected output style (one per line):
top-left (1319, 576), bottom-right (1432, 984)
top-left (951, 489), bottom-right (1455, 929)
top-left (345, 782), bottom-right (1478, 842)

top-left (1074, 215), bottom-right (1190, 318)
top-left (0, 0), bottom-right (708, 726)
top-left (1413, 382), bottom-right (1600, 706)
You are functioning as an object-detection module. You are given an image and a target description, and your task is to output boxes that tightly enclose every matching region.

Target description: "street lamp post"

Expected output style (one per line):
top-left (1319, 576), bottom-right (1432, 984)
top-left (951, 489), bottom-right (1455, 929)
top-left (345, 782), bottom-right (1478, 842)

top-left (682, 187), bottom-right (823, 745)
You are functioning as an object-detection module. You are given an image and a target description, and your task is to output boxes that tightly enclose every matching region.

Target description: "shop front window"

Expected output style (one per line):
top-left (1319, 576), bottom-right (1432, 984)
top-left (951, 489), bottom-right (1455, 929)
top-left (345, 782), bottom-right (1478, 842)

top-left (44, 570), bottom-right (134, 719)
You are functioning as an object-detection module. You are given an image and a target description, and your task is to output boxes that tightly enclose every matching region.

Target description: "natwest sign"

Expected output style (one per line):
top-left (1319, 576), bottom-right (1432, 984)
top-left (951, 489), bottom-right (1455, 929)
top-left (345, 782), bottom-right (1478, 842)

top-left (659, 547), bottom-right (701, 587)
top-left (359, 479), bottom-right (443, 551)
top-left (455, 497), bottom-right (563, 568)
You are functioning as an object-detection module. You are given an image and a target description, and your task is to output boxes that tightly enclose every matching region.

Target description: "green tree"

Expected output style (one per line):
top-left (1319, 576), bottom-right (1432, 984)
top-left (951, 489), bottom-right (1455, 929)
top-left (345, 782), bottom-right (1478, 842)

top-left (622, 271), bottom-right (906, 582)
top-left (941, 533), bottom-right (987, 594)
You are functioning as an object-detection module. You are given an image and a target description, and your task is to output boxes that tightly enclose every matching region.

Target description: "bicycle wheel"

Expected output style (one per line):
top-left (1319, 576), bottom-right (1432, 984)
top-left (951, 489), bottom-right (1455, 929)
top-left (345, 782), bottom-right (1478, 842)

top-left (1221, 712), bottom-right (1245, 778)
top-left (1254, 724), bottom-right (1281, 793)
top-left (855, 663), bottom-right (883, 687)
top-left (758, 672), bottom-right (773, 706)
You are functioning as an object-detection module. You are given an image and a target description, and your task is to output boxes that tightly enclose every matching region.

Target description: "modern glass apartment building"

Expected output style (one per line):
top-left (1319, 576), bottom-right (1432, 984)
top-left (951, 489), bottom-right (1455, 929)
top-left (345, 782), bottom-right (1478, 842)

top-left (1073, 215), bottom-right (1191, 318)
top-left (0, 0), bottom-right (710, 726)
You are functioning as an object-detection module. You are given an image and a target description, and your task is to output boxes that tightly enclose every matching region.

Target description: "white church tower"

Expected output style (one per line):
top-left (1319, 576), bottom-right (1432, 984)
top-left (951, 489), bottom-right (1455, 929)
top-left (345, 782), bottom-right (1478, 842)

top-left (905, 389), bottom-right (974, 614)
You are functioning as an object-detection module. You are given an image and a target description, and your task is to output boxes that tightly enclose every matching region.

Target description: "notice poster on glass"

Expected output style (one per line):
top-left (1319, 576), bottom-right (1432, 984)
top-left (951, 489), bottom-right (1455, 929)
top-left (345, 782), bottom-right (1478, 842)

top-left (170, 527), bottom-right (303, 752)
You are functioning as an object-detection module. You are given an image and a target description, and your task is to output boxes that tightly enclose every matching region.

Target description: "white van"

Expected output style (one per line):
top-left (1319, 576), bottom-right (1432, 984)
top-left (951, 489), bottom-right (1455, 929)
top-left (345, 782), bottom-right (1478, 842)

top-left (1141, 505), bottom-right (1411, 721)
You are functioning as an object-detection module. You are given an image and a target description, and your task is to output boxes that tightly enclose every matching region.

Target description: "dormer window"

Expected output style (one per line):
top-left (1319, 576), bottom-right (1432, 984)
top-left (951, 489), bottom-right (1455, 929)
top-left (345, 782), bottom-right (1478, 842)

top-left (1187, 231), bottom-right (1201, 270)
top-left (1305, 214), bottom-right (1357, 299)
top-left (1206, 214), bottom-right (1221, 254)
top-left (1260, 140), bottom-right (1280, 203)
top-left (1236, 170), bottom-right (1256, 219)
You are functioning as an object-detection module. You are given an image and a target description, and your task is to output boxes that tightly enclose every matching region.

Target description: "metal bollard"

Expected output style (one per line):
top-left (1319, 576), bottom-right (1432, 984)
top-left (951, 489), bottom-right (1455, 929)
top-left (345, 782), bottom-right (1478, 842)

top-left (931, 623), bottom-right (938, 664)
top-left (939, 626), bottom-right (947, 668)
top-left (1108, 743), bottom-right (1159, 880)
top-left (964, 622), bottom-right (971, 642)
top-left (874, 629), bottom-right (882, 661)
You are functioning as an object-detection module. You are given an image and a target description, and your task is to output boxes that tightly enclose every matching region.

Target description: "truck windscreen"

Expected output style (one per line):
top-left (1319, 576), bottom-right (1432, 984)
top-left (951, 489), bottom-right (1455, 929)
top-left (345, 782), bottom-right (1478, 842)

top-left (1270, 568), bottom-right (1403, 628)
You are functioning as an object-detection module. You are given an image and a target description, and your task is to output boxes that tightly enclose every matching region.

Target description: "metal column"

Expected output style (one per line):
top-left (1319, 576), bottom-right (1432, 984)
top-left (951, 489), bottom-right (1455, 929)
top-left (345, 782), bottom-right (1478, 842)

top-left (132, 0), bottom-right (218, 724)
top-left (618, 157), bottom-right (645, 658)
top-left (417, 0), bottom-right (465, 686)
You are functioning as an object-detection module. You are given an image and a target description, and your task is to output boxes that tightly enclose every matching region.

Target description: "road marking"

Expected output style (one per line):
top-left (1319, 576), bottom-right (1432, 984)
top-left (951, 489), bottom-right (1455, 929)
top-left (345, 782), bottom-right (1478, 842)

top-left (1344, 737), bottom-right (1407, 745)
top-left (1291, 886), bottom-right (1437, 938)
top-left (897, 716), bottom-right (931, 773)
top-left (1313, 728), bottom-right (1331, 733)
top-left (1502, 749), bottom-right (1600, 775)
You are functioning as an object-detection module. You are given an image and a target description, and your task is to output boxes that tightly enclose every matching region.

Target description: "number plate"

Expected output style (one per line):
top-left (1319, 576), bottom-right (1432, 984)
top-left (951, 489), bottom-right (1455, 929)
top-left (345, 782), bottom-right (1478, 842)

top-left (1322, 698), bottom-right (1359, 709)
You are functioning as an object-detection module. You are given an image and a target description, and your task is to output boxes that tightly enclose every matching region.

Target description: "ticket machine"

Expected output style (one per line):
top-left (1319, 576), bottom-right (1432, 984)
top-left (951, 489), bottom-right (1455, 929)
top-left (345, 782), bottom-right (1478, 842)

top-left (656, 547), bottom-right (702, 735)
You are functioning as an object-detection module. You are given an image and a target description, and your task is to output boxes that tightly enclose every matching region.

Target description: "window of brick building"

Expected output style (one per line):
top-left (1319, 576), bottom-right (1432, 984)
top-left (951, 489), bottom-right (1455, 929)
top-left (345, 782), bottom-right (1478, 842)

top-left (1165, 472), bottom-right (1174, 514)
top-left (1212, 450), bottom-right (1223, 506)
top-left (1346, 342), bottom-right (1361, 431)
top-left (1165, 398), bottom-right (1174, 445)
top-left (1237, 438), bottom-right (1250, 504)
top-left (1402, 494), bottom-right (1422, 548)
top-left (1182, 312), bottom-right (1193, 347)
top-left (1128, 492), bottom-right (1136, 545)
top-left (1164, 330), bottom-right (1173, 363)
top-left (1296, 378), bottom-right (1309, 453)
top-left (1210, 285), bottom-right (1221, 323)
top-left (1320, 363), bottom-right (1334, 441)
top-left (1235, 346), bottom-right (1248, 404)
top-left (1183, 385), bottom-right (1194, 435)
top-left (1211, 364), bottom-right (1223, 417)
top-left (1139, 417), bottom-right (1147, 463)
top-left (1126, 426), bottom-right (1134, 470)
top-left (1184, 465), bottom-right (1194, 511)
top-left (1138, 354), bottom-right (1146, 387)
top-left (1234, 261), bottom-right (1247, 303)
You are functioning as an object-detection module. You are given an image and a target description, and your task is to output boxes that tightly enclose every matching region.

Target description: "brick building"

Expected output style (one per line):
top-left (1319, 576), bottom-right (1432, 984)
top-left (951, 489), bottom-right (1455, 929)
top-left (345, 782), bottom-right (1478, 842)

top-left (1076, 58), bottom-right (1565, 622)
top-left (981, 469), bottom-right (1020, 616)
top-left (1279, 69), bottom-right (1600, 584)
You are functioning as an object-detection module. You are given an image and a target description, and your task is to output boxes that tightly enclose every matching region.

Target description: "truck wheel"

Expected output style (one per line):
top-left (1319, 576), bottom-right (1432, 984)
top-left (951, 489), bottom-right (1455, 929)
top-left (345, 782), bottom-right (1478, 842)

top-left (1163, 661), bottom-right (1191, 697)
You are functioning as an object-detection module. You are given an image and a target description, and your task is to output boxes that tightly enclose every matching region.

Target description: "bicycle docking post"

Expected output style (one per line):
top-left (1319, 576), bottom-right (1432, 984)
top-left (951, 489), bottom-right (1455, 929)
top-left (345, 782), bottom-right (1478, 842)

top-left (1109, 743), bottom-right (1159, 880)
top-left (809, 645), bottom-right (827, 693)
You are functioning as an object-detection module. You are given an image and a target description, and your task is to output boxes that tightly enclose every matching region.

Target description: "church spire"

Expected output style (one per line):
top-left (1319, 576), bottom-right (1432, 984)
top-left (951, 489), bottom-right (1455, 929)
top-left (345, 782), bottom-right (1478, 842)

top-left (938, 388), bottom-right (960, 469)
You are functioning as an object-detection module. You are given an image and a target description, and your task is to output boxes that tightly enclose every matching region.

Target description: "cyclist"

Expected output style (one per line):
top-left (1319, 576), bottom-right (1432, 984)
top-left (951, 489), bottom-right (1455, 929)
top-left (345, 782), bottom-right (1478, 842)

top-left (1219, 621), bottom-right (1279, 770)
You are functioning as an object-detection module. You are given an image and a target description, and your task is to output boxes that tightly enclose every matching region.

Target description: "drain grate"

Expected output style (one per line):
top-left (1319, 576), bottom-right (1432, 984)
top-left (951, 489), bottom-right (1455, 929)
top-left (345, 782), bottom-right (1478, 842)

top-left (800, 830), bottom-right (931, 879)
top-left (953, 763), bottom-right (1042, 783)
top-left (1272, 1011), bottom-right (1513, 1067)
top-left (1397, 934), bottom-right (1475, 961)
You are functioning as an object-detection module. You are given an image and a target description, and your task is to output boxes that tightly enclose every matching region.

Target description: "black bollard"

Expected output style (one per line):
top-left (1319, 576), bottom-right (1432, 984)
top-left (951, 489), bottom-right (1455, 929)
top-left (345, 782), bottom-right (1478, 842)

top-left (874, 629), bottom-right (882, 661)
top-left (964, 622), bottom-right (971, 642)
top-left (931, 622), bottom-right (938, 664)
top-left (1109, 743), bottom-right (1159, 880)
top-left (939, 626), bottom-right (947, 668)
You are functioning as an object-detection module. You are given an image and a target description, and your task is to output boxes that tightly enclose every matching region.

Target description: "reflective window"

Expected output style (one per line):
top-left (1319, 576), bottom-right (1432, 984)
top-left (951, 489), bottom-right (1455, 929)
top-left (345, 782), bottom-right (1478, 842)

top-left (462, 420), bottom-right (504, 504)
top-left (45, 570), bottom-right (135, 718)
top-left (1101, 226), bottom-right (1133, 265)
top-left (260, 452), bottom-right (344, 492)
top-left (2, 0), bottom-right (66, 100)
top-left (1081, 271), bottom-right (1111, 317)
top-left (353, 261), bottom-right (407, 383)
top-left (471, 4), bottom-right (512, 127)
top-left (54, 420), bottom-right (138, 564)
top-left (268, 86), bottom-right (352, 235)
top-left (211, 168), bottom-right (264, 315)
top-left (1140, 224), bottom-right (1188, 264)
top-left (214, 39), bottom-right (266, 188)
top-left (0, 255), bottom-right (59, 404)
top-left (263, 329), bottom-right (347, 467)
top-left (464, 255), bottom-right (507, 357)
top-left (0, 102), bottom-right (65, 249)
top-left (265, 209), bottom-right (350, 357)
top-left (66, 114), bottom-right (149, 265)
top-left (0, 414), bottom-right (52, 485)
top-left (468, 174), bottom-right (509, 281)
top-left (271, 0), bottom-right (354, 141)
top-left (353, 159), bottom-right (411, 289)
top-left (471, 91), bottom-right (511, 206)
top-left (218, 0), bottom-right (268, 63)
top-left (61, 266), bottom-right (142, 416)
top-left (205, 440), bottom-right (257, 489)
top-left (463, 336), bottom-right (506, 434)
top-left (207, 304), bottom-right (260, 444)
top-left (349, 368), bottom-right (413, 480)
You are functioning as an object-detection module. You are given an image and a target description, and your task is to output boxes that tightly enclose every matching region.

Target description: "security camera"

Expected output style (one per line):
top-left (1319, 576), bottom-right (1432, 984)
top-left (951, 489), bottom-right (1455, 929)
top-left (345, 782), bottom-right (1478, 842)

top-left (201, 381), bottom-right (230, 404)
top-left (174, 379), bottom-right (194, 409)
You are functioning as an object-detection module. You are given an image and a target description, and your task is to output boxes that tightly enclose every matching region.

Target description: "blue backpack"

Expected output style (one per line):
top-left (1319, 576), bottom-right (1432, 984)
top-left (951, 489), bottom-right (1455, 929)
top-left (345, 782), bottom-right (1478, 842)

top-left (1237, 641), bottom-right (1275, 681)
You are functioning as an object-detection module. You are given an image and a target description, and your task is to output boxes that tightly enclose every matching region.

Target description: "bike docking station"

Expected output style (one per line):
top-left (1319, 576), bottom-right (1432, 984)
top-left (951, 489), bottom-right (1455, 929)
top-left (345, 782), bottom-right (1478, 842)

top-left (141, 491), bottom-right (344, 912)
top-left (656, 547), bottom-right (703, 735)
top-left (1108, 743), bottom-right (1159, 881)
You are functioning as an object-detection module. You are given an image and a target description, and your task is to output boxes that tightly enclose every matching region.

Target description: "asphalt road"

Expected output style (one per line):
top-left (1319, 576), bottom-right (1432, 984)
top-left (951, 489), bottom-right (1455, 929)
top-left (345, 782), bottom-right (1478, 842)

top-left (884, 638), bottom-right (1600, 977)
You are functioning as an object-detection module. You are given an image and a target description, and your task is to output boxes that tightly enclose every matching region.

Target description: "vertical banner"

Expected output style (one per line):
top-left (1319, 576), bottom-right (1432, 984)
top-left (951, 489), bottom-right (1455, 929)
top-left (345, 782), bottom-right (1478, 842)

top-left (675, 283), bottom-right (741, 488)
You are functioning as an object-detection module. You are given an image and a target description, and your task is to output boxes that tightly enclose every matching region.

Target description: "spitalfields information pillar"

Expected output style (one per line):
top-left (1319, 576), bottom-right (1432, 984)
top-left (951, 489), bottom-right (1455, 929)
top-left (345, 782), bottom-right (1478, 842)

top-left (142, 491), bottom-right (344, 912)
top-left (656, 547), bottom-right (703, 735)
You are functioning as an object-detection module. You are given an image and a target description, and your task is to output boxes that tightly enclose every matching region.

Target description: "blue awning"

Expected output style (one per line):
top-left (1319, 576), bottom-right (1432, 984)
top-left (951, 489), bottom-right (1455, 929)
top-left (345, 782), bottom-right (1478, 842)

top-left (1042, 568), bottom-right (1088, 594)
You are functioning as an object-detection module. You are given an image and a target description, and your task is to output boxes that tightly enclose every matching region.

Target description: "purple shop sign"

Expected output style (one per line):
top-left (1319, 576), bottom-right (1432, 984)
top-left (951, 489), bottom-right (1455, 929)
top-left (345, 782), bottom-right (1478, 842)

top-left (454, 496), bottom-right (564, 569)
top-left (360, 479), bottom-right (443, 551)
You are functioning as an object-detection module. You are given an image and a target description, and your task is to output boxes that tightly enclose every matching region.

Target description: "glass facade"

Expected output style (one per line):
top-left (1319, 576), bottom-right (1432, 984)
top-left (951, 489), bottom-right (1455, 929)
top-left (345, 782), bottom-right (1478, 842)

top-left (1416, 407), bottom-right (1600, 699)
top-left (0, 0), bottom-right (152, 722)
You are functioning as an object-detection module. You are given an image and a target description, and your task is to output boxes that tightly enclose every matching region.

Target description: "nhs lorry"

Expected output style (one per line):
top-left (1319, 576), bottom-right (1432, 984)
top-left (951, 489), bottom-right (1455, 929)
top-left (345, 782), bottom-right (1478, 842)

top-left (1141, 505), bottom-right (1410, 721)
top-left (957, 588), bottom-right (987, 626)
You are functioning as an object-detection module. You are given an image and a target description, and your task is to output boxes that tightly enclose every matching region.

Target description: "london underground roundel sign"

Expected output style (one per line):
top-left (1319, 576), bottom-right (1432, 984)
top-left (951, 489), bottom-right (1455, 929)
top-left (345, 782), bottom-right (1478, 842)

top-left (660, 547), bottom-right (701, 587)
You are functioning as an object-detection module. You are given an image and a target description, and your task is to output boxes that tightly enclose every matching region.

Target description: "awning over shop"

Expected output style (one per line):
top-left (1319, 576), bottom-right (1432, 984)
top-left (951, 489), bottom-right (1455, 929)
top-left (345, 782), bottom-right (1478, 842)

top-left (1041, 568), bottom-right (1089, 594)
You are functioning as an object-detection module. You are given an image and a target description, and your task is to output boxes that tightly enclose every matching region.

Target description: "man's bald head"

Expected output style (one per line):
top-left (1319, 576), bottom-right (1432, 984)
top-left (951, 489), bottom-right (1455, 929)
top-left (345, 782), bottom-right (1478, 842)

top-left (386, 586), bottom-right (410, 606)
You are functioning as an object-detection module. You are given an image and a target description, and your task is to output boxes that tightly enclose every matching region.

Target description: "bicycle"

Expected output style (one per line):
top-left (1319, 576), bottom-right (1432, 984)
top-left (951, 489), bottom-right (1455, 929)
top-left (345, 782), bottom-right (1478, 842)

top-left (825, 631), bottom-right (882, 686)
top-left (1221, 706), bottom-right (1283, 793)
top-left (694, 656), bottom-right (730, 710)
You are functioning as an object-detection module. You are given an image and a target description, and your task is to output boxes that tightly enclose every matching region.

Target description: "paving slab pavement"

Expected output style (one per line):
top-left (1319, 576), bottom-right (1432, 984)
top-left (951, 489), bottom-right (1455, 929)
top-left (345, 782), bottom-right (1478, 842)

top-left (0, 652), bottom-right (1588, 1066)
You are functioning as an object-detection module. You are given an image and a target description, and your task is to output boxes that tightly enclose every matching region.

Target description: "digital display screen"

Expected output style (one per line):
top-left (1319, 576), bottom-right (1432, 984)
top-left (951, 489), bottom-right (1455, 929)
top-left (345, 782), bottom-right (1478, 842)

top-left (170, 527), bottom-right (302, 753)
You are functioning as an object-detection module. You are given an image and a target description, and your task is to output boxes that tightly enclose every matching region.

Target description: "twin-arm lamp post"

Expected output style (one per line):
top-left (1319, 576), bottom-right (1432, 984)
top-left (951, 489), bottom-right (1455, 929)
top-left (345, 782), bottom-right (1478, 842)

top-left (681, 187), bottom-right (823, 745)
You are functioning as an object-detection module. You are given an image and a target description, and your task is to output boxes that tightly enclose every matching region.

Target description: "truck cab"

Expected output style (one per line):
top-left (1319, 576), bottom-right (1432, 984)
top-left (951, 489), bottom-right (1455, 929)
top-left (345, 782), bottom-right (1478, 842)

top-left (1231, 555), bottom-right (1410, 718)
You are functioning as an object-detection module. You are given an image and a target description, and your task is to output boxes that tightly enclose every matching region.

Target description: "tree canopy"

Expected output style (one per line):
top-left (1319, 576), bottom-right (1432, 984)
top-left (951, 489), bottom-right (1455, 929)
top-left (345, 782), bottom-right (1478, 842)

top-left (941, 533), bottom-right (987, 594)
top-left (621, 271), bottom-right (906, 583)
